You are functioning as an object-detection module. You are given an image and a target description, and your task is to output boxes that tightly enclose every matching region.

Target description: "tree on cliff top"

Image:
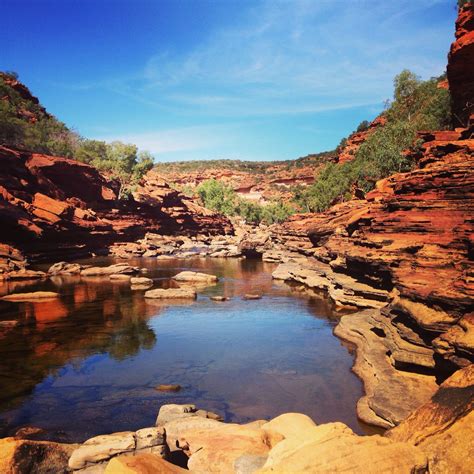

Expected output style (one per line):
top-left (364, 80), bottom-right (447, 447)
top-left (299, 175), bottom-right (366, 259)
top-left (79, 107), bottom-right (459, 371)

top-left (82, 141), bottom-right (154, 199)
top-left (0, 72), bottom-right (154, 199)
top-left (293, 70), bottom-right (451, 213)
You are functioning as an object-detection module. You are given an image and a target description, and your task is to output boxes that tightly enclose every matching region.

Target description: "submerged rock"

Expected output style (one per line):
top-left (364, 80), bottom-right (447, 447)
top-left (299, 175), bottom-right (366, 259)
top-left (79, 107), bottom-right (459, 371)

top-left (156, 384), bottom-right (182, 392)
top-left (210, 296), bottom-right (229, 302)
top-left (2, 291), bottom-right (59, 301)
top-left (243, 294), bottom-right (262, 300)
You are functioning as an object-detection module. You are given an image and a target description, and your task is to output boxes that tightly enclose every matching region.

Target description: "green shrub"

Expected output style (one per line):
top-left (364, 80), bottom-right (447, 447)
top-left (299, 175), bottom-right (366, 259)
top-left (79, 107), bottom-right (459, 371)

top-left (356, 120), bottom-right (370, 133)
top-left (293, 70), bottom-right (451, 213)
top-left (196, 179), bottom-right (294, 224)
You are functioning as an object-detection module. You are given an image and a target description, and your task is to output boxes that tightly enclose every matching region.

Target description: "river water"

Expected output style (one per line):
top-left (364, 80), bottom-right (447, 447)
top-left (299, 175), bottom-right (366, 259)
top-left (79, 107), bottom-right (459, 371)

top-left (0, 257), bottom-right (367, 442)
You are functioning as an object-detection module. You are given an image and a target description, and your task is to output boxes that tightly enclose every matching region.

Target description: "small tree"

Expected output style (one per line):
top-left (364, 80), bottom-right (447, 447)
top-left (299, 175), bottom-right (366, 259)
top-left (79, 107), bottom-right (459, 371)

top-left (356, 120), bottom-right (370, 133)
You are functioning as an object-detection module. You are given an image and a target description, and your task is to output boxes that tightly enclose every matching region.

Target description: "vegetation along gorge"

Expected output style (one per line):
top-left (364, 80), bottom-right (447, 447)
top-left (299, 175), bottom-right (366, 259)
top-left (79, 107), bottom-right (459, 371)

top-left (0, 1), bottom-right (473, 473)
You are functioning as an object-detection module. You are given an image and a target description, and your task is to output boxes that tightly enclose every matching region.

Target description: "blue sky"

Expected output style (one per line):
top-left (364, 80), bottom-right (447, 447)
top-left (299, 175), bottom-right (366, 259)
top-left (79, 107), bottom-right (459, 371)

top-left (1, 0), bottom-right (457, 162)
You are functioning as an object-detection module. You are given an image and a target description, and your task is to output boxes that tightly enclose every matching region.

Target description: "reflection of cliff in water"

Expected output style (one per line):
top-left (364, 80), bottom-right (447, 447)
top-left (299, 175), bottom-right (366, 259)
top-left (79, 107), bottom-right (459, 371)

top-left (0, 276), bottom-right (158, 412)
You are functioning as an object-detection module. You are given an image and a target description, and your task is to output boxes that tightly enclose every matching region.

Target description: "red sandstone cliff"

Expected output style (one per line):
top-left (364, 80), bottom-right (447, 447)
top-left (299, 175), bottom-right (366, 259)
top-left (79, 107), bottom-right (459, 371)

top-left (272, 6), bottom-right (474, 375)
top-left (447, 3), bottom-right (474, 127)
top-left (0, 146), bottom-right (232, 270)
top-left (336, 116), bottom-right (386, 165)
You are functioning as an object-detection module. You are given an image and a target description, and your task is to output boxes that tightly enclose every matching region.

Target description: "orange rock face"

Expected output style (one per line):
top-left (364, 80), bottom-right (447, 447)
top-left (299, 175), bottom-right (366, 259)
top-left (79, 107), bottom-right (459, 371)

top-left (276, 128), bottom-right (474, 371)
top-left (336, 116), bottom-right (386, 165)
top-left (447, 3), bottom-right (474, 126)
top-left (154, 157), bottom-right (331, 204)
top-left (0, 146), bottom-right (232, 263)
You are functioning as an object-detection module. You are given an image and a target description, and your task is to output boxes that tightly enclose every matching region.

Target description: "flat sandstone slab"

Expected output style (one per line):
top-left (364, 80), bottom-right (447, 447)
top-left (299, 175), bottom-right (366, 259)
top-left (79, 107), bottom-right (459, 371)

top-left (172, 271), bottom-right (218, 282)
top-left (144, 288), bottom-right (197, 299)
top-left (2, 291), bottom-right (59, 301)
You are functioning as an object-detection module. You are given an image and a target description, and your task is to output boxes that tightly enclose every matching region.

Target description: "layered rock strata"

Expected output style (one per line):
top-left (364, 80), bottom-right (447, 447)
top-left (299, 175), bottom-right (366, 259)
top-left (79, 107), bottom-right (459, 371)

top-left (0, 146), bottom-right (232, 269)
top-left (336, 116), bottom-right (386, 165)
top-left (271, 123), bottom-right (474, 427)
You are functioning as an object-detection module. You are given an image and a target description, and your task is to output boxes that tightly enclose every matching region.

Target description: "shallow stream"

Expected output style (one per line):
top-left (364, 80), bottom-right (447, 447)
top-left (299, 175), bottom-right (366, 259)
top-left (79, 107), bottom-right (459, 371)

top-left (0, 257), bottom-right (369, 442)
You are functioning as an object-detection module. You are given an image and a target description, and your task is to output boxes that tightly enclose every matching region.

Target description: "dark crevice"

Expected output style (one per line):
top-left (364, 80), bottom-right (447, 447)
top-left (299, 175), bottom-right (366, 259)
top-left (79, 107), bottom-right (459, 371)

top-left (370, 327), bottom-right (386, 338)
top-left (167, 450), bottom-right (189, 469)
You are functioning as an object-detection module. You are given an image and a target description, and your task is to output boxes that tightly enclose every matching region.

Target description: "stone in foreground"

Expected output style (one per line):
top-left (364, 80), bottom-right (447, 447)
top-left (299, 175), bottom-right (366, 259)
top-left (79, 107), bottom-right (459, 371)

top-left (105, 453), bottom-right (187, 473)
top-left (144, 288), bottom-right (197, 299)
top-left (0, 437), bottom-right (77, 473)
top-left (257, 423), bottom-right (428, 474)
top-left (68, 432), bottom-right (136, 470)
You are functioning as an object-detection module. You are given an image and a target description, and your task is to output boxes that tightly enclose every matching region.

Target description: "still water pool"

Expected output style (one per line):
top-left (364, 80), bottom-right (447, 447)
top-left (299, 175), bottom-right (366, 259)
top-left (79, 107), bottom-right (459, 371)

top-left (0, 257), bottom-right (366, 442)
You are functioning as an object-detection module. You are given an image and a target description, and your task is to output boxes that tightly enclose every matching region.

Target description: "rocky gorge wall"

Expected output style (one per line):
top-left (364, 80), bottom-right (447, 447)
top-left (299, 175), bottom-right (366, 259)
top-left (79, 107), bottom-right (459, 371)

top-left (0, 146), bottom-right (232, 273)
top-left (269, 4), bottom-right (474, 432)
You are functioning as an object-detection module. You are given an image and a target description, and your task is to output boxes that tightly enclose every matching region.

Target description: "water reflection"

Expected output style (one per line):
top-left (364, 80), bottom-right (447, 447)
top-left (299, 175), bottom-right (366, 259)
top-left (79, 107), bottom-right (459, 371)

top-left (0, 257), bottom-right (364, 442)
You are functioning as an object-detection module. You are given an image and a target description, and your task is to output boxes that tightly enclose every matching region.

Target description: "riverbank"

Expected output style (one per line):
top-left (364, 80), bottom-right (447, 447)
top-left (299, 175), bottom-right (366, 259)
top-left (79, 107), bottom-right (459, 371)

top-left (1, 361), bottom-right (472, 473)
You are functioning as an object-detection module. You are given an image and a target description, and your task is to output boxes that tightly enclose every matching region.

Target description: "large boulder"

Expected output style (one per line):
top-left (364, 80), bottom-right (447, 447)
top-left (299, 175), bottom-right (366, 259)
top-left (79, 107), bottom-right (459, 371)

top-left (261, 413), bottom-right (316, 441)
top-left (257, 423), bottom-right (428, 474)
top-left (68, 432), bottom-right (136, 470)
top-left (387, 364), bottom-right (474, 474)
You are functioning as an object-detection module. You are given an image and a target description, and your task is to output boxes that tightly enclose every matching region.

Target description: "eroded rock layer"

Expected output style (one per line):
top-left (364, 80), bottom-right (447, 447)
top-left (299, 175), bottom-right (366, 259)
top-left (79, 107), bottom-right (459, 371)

top-left (271, 124), bottom-right (474, 427)
top-left (0, 146), bottom-right (232, 270)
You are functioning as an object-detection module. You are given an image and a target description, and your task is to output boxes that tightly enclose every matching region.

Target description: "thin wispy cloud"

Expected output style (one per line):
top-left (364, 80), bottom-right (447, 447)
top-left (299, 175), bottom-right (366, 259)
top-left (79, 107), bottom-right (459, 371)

top-left (18, 0), bottom-right (455, 160)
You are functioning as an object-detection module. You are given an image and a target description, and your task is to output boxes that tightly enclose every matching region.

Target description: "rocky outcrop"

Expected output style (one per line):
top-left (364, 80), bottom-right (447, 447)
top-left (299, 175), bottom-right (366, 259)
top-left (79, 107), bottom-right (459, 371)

top-left (152, 153), bottom-right (335, 205)
top-left (334, 310), bottom-right (438, 428)
top-left (336, 116), bottom-right (386, 165)
top-left (276, 128), bottom-right (474, 363)
top-left (0, 72), bottom-right (50, 124)
top-left (272, 125), bottom-right (474, 427)
top-left (0, 146), bottom-right (232, 264)
top-left (65, 403), bottom-right (440, 474)
top-left (387, 364), bottom-right (474, 474)
top-left (447, 3), bottom-right (474, 127)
